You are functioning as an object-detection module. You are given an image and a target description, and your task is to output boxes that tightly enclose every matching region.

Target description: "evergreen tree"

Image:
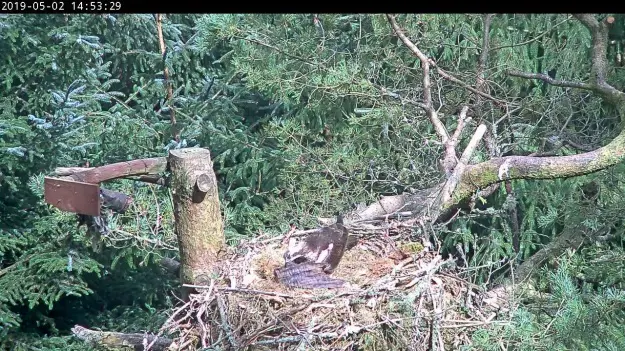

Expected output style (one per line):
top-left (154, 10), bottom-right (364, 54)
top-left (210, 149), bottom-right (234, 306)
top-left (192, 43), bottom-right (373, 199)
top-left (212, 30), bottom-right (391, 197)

top-left (2, 13), bottom-right (625, 350)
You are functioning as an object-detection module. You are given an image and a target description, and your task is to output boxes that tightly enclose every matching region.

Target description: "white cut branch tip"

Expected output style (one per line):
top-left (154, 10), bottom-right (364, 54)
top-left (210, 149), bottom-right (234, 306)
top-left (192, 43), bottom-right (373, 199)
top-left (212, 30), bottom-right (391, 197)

top-left (498, 159), bottom-right (511, 181)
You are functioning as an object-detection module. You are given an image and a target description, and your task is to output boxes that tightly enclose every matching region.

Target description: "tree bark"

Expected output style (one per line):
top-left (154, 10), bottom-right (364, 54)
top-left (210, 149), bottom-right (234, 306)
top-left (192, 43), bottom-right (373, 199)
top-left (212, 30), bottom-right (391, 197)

top-left (452, 135), bottom-right (625, 208)
top-left (66, 157), bottom-right (168, 184)
top-left (168, 148), bottom-right (225, 299)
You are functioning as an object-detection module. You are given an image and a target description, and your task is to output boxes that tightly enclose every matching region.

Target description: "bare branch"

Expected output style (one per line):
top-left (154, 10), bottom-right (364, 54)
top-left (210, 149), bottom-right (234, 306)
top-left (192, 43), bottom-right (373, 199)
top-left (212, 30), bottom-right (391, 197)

top-left (387, 13), bottom-right (477, 182)
top-left (155, 14), bottom-right (178, 141)
top-left (387, 15), bottom-right (506, 107)
top-left (451, 106), bottom-right (470, 142)
top-left (476, 14), bottom-right (493, 97)
top-left (508, 70), bottom-right (594, 90)
top-left (440, 124), bottom-right (488, 205)
top-left (441, 106), bottom-right (470, 175)
top-left (386, 14), bottom-right (449, 144)
top-left (348, 14), bottom-right (625, 225)
top-left (436, 67), bottom-right (507, 106)
top-left (511, 14), bottom-right (622, 105)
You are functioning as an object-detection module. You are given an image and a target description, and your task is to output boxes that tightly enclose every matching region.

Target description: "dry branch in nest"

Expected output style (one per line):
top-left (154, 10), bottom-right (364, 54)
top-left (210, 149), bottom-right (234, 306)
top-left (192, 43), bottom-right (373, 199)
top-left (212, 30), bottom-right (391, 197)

top-left (148, 228), bottom-right (512, 351)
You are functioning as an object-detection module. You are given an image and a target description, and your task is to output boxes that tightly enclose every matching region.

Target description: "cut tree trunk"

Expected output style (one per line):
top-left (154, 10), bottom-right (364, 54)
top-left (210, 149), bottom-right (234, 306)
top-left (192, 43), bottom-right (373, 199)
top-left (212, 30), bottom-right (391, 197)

top-left (168, 148), bottom-right (225, 299)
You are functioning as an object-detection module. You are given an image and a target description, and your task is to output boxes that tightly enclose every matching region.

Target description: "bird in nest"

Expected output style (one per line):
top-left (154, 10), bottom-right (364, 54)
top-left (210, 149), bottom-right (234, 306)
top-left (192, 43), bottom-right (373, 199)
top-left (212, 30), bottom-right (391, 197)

top-left (274, 213), bottom-right (357, 289)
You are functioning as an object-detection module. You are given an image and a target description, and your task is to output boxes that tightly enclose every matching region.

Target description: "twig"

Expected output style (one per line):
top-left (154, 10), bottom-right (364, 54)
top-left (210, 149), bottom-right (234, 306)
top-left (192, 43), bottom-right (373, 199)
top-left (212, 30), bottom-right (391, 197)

top-left (281, 224), bottom-right (297, 245)
top-left (211, 71), bottom-right (239, 100)
top-left (404, 256), bottom-right (444, 289)
top-left (0, 254), bottom-right (32, 278)
top-left (182, 284), bottom-right (293, 298)
top-left (110, 229), bottom-right (177, 251)
top-left (388, 15), bottom-right (506, 106)
top-left (238, 36), bottom-right (317, 66)
top-left (474, 14), bottom-right (503, 163)
top-left (508, 70), bottom-right (593, 90)
top-left (489, 15), bottom-right (572, 51)
top-left (149, 185), bottom-right (161, 238)
top-left (441, 320), bottom-right (509, 328)
top-left (251, 332), bottom-right (339, 346)
top-left (392, 256), bottom-right (416, 274)
top-left (372, 83), bottom-right (427, 109)
top-left (437, 66), bottom-right (508, 106)
top-left (220, 287), bottom-right (293, 299)
top-left (159, 301), bottom-right (191, 334)
top-left (290, 227), bottom-right (325, 237)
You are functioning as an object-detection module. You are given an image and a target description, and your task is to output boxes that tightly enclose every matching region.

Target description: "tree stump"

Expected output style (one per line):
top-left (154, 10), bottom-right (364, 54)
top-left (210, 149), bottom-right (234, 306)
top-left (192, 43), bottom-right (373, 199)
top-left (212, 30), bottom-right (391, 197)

top-left (169, 148), bottom-right (224, 299)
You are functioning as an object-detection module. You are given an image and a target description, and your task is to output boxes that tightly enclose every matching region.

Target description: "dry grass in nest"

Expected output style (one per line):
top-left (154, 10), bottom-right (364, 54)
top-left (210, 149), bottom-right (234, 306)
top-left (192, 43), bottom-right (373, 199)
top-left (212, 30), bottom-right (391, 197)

top-left (160, 233), bottom-right (513, 350)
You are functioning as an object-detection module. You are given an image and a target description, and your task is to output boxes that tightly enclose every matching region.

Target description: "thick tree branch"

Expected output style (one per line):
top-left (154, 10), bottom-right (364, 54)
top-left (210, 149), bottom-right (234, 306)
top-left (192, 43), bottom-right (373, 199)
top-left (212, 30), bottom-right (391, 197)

top-left (452, 14), bottom-right (624, 210)
top-left (71, 325), bottom-right (173, 351)
top-left (441, 124), bottom-right (488, 204)
top-left (345, 13), bottom-right (625, 226)
top-left (454, 134), bottom-right (625, 205)
top-left (342, 127), bottom-right (625, 227)
top-left (54, 158), bottom-right (168, 184)
top-left (54, 166), bottom-right (166, 185)
top-left (514, 224), bottom-right (602, 283)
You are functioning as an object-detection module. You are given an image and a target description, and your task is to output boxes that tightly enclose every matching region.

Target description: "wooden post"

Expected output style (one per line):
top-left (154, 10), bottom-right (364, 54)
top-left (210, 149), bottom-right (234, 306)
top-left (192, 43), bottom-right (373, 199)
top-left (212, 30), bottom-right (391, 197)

top-left (168, 148), bottom-right (224, 299)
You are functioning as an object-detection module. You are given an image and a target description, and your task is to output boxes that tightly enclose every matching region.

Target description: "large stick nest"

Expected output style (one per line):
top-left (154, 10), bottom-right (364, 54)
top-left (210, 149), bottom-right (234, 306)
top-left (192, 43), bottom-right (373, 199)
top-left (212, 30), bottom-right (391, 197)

top-left (159, 226), bottom-right (513, 350)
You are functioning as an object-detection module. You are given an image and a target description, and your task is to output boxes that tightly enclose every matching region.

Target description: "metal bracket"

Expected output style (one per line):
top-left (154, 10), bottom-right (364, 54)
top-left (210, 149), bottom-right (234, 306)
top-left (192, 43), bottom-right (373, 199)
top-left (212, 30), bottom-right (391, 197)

top-left (44, 177), bottom-right (101, 216)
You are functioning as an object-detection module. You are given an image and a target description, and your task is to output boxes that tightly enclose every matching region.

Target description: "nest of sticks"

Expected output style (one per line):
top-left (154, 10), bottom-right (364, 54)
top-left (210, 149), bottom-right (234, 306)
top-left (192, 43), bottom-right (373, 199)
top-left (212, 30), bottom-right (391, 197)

top-left (159, 226), bottom-right (512, 350)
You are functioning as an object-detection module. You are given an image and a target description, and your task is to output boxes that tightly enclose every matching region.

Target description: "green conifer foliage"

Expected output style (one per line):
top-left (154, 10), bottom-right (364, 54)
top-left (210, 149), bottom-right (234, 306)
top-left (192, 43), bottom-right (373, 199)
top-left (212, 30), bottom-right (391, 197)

top-left (2, 13), bottom-right (625, 349)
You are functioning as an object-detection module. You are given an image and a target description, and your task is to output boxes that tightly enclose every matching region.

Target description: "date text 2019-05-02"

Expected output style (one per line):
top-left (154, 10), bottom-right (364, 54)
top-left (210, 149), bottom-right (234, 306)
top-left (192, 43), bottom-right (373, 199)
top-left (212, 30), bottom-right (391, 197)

top-left (0, 1), bottom-right (122, 12)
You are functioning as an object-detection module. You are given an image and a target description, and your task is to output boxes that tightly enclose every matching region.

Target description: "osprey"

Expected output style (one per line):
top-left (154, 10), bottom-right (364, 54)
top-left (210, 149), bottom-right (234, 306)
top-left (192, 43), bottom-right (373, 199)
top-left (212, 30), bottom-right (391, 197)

top-left (275, 214), bottom-right (353, 288)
